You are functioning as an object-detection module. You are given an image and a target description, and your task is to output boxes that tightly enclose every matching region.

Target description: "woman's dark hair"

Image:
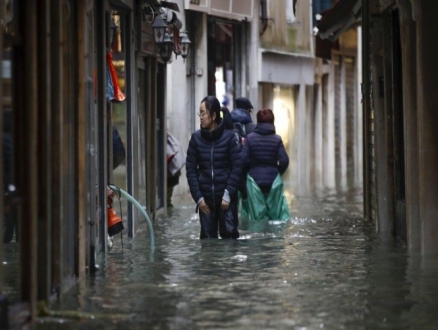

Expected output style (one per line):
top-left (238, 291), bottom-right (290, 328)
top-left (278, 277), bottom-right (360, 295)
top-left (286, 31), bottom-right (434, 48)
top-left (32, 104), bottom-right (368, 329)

top-left (201, 96), bottom-right (221, 123)
top-left (257, 108), bottom-right (275, 124)
top-left (221, 106), bottom-right (234, 129)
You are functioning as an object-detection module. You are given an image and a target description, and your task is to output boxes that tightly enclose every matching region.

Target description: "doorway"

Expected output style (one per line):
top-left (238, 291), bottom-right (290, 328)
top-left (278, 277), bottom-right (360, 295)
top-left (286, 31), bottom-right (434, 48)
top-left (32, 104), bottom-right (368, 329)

top-left (207, 18), bottom-right (247, 108)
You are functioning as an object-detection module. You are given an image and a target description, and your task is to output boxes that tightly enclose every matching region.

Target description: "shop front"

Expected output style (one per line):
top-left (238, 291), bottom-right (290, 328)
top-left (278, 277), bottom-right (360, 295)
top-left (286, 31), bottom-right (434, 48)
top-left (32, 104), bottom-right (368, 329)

top-left (0, 0), bottom-right (167, 326)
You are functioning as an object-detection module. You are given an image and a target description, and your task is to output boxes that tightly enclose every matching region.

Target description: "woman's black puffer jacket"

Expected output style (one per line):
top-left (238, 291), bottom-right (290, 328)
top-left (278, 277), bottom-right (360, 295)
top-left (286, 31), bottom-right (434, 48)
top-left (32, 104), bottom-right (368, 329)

top-left (186, 120), bottom-right (242, 206)
top-left (241, 123), bottom-right (289, 193)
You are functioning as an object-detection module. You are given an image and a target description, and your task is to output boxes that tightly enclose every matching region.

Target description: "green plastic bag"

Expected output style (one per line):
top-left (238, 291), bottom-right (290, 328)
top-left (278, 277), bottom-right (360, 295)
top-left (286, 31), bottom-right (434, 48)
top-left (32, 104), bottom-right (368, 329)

top-left (241, 174), bottom-right (290, 221)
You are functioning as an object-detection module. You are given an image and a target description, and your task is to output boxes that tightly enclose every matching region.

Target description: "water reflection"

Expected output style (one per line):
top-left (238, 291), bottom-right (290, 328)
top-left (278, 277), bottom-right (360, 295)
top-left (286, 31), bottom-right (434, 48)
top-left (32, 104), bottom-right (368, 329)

top-left (31, 187), bottom-right (438, 329)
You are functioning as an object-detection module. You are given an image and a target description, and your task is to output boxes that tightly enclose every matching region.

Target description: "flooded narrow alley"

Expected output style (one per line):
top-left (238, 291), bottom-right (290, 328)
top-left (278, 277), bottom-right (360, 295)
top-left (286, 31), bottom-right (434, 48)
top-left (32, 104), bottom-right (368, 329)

top-left (28, 183), bottom-right (438, 330)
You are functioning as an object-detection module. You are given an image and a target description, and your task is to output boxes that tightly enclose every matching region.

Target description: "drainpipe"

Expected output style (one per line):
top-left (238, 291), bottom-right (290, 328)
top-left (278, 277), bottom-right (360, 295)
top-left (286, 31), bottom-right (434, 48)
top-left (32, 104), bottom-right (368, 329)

top-left (361, 0), bottom-right (371, 222)
top-left (260, 0), bottom-right (268, 36)
top-left (309, 0), bottom-right (314, 56)
top-left (189, 14), bottom-right (196, 134)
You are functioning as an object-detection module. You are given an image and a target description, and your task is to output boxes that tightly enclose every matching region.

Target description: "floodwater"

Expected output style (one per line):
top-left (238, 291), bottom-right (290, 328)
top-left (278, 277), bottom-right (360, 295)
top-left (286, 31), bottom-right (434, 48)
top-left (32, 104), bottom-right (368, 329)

top-left (27, 186), bottom-right (438, 329)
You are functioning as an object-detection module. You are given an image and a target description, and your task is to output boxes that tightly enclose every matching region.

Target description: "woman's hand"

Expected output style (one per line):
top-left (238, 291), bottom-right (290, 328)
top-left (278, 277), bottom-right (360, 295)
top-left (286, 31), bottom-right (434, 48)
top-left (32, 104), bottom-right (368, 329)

top-left (199, 200), bottom-right (210, 214)
top-left (221, 199), bottom-right (230, 210)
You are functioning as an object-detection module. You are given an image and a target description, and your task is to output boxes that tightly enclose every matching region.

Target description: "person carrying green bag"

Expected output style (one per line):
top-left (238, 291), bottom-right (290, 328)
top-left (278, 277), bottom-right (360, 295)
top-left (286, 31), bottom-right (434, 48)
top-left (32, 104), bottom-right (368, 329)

top-left (240, 109), bottom-right (290, 221)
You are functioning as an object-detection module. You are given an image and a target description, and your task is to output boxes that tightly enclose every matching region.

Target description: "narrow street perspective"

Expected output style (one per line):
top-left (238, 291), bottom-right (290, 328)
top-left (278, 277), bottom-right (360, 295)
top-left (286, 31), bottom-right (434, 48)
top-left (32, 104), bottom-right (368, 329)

top-left (1, 0), bottom-right (438, 329)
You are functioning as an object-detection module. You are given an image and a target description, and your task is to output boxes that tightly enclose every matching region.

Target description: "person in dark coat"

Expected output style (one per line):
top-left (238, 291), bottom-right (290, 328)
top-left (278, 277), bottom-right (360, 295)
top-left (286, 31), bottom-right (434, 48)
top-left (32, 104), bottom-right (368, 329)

top-left (241, 108), bottom-right (289, 195)
top-left (231, 97), bottom-right (256, 137)
top-left (186, 96), bottom-right (242, 239)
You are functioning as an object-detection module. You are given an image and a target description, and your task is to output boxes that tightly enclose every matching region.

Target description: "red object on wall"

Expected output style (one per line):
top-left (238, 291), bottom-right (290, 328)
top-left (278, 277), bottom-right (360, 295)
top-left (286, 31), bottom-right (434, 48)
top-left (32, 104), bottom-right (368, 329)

top-left (106, 51), bottom-right (126, 102)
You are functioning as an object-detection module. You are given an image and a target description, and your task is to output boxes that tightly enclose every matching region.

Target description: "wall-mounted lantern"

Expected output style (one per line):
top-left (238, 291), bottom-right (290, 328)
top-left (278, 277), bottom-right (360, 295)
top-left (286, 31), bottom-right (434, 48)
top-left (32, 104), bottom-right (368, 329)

top-left (179, 30), bottom-right (191, 60)
top-left (150, 7), bottom-right (191, 64)
top-left (159, 31), bottom-right (174, 63)
top-left (152, 14), bottom-right (167, 44)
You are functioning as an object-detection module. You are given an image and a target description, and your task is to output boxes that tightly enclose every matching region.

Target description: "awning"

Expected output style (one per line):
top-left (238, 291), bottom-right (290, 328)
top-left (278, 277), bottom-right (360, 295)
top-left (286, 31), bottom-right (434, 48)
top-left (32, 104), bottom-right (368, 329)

top-left (260, 51), bottom-right (314, 85)
top-left (316, 0), bottom-right (361, 41)
top-left (185, 0), bottom-right (254, 22)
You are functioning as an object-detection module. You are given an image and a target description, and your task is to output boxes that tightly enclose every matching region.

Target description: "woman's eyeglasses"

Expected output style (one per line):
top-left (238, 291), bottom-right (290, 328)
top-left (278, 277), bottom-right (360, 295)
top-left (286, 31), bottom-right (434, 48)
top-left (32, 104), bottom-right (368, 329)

top-left (198, 112), bottom-right (208, 118)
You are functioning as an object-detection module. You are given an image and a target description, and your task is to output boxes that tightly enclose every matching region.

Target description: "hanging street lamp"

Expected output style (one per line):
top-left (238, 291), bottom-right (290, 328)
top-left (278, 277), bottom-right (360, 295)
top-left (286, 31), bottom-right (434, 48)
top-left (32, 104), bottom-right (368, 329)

top-left (151, 14), bottom-right (167, 44)
top-left (150, 7), bottom-right (191, 64)
top-left (159, 31), bottom-right (174, 63)
top-left (179, 30), bottom-right (191, 60)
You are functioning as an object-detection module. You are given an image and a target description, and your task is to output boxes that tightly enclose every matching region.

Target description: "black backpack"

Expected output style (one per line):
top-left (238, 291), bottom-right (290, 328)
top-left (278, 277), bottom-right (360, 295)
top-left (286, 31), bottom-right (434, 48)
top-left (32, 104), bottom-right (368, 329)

top-left (233, 122), bottom-right (247, 151)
